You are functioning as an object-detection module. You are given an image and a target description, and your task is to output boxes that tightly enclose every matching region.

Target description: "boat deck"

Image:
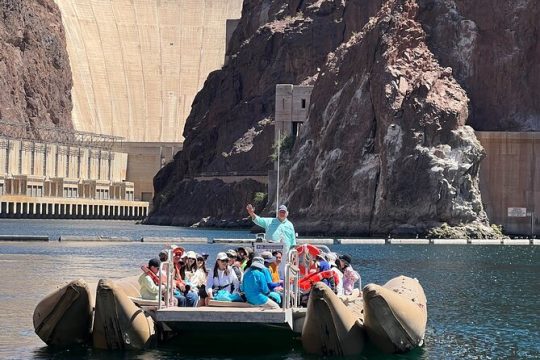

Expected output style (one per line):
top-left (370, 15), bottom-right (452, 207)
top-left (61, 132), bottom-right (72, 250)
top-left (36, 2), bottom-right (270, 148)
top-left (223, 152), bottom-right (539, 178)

top-left (154, 306), bottom-right (306, 334)
top-left (156, 306), bottom-right (290, 323)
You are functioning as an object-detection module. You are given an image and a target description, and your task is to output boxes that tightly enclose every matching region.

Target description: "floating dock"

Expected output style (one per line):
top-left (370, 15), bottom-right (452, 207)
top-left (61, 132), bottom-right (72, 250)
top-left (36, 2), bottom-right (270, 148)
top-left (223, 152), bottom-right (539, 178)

top-left (141, 237), bottom-right (208, 243)
top-left (0, 235), bottom-right (49, 241)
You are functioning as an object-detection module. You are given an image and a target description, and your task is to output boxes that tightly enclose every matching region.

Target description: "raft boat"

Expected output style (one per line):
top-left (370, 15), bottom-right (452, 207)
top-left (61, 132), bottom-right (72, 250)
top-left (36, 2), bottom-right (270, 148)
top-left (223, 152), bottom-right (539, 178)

top-left (33, 279), bottom-right (93, 347)
top-left (33, 244), bottom-right (427, 356)
top-left (363, 275), bottom-right (427, 353)
top-left (301, 275), bottom-right (427, 356)
top-left (33, 276), bottom-right (156, 350)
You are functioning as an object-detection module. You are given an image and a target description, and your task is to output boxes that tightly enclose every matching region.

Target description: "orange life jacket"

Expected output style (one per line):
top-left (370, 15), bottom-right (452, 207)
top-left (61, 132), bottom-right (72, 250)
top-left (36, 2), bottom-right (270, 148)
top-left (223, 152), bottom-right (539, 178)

top-left (298, 270), bottom-right (339, 292)
top-left (140, 265), bottom-right (165, 286)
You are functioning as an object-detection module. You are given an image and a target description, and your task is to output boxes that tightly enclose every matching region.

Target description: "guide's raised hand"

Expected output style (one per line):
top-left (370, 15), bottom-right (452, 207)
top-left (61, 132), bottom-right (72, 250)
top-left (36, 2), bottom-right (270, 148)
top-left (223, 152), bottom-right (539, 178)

top-left (246, 204), bottom-right (255, 217)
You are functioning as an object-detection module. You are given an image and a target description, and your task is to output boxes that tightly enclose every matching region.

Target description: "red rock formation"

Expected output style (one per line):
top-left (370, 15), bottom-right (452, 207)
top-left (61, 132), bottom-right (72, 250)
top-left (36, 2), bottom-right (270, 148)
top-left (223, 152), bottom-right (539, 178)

top-left (149, 0), bottom-right (535, 235)
top-left (281, 0), bottom-right (491, 236)
top-left (0, 0), bottom-right (72, 138)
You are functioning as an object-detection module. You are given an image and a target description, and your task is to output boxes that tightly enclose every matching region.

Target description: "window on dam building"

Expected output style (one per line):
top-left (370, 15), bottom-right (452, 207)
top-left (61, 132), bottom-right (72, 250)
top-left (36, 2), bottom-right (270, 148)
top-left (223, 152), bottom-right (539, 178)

top-left (27, 185), bottom-right (43, 198)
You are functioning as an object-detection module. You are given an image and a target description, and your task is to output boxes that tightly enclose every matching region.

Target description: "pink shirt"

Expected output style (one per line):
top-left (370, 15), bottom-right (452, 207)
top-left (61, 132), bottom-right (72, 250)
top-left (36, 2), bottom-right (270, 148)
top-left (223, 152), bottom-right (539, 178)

top-left (342, 266), bottom-right (360, 295)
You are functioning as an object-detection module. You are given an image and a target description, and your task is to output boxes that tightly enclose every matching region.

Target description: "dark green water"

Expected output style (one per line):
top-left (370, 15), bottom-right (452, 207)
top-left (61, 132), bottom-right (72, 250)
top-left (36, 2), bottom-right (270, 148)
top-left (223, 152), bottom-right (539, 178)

top-left (0, 220), bottom-right (538, 359)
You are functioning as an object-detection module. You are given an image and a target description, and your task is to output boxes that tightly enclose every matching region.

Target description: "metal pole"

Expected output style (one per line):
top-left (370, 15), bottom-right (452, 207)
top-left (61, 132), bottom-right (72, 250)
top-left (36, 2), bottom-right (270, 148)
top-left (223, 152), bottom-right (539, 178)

top-left (276, 129), bottom-right (280, 214)
top-left (531, 211), bottom-right (534, 239)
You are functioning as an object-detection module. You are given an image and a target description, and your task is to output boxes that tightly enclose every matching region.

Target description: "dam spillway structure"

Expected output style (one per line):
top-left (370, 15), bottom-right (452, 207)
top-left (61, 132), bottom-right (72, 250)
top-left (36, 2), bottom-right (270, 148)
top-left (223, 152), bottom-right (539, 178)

top-left (54, 0), bottom-right (243, 143)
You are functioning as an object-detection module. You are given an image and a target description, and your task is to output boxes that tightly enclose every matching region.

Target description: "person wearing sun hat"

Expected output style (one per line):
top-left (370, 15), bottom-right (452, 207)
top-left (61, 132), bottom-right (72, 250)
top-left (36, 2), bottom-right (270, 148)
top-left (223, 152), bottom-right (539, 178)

top-left (205, 252), bottom-right (240, 306)
top-left (241, 257), bottom-right (280, 309)
top-left (245, 203), bottom-right (296, 253)
top-left (226, 249), bottom-right (243, 281)
top-left (261, 251), bottom-right (280, 283)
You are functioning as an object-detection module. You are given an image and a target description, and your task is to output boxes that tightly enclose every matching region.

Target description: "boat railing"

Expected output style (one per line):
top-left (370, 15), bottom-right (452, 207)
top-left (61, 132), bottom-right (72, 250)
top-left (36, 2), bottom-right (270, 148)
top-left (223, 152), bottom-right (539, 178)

top-left (158, 249), bottom-right (174, 309)
top-left (284, 248), bottom-right (300, 309)
top-left (157, 246), bottom-right (301, 310)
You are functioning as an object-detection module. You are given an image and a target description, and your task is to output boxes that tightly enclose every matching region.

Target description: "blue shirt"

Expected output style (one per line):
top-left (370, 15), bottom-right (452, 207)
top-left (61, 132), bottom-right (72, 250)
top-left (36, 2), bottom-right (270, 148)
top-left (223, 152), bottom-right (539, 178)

top-left (241, 268), bottom-right (271, 305)
top-left (253, 216), bottom-right (296, 252)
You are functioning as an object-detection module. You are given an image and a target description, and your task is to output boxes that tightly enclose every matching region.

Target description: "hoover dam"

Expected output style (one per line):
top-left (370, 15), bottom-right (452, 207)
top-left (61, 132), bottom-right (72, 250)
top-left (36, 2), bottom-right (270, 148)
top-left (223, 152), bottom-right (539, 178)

top-left (55, 0), bottom-right (243, 142)
top-left (56, 0), bottom-right (243, 201)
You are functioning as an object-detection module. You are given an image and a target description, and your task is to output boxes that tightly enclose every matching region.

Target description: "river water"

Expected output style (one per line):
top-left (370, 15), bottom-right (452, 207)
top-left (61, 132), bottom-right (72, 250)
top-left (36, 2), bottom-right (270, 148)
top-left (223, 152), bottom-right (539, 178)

top-left (0, 219), bottom-right (538, 359)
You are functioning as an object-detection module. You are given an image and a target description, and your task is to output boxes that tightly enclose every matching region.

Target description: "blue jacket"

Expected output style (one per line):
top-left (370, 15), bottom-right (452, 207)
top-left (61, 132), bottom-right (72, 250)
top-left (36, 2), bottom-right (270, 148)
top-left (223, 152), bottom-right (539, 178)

top-left (241, 268), bottom-right (271, 305)
top-left (263, 267), bottom-right (281, 290)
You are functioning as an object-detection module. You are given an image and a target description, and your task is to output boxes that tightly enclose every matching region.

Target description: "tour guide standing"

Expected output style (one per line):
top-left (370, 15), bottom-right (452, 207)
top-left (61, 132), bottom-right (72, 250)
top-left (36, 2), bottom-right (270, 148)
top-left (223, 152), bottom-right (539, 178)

top-left (246, 204), bottom-right (296, 253)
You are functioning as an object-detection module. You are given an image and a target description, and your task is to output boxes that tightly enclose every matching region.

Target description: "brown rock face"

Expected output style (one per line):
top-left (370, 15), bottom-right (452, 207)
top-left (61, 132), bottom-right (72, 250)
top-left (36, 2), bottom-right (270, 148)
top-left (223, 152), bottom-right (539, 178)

top-left (0, 0), bottom-right (72, 137)
top-left (150, 0), bottom-right (535, 235)
top-left (417, 0), bottom-right (540, 131)
top-left (281, 0), bottom-right (490, 236)
top-left (148, 0), bottom-right (382, 226)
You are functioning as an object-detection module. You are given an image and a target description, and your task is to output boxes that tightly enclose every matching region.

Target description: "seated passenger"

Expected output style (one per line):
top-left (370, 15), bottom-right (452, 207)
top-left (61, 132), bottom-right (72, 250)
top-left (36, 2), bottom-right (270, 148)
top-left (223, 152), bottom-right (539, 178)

top-left (326, 252), bottom-right (344, 296)
top-left (159, 249), bottom-right (168, 262)
top-left (236, 246), bottom-right (253, 270)
top-left (316, 258), bottom-right (337, 293)
top-left (272, 250), bottom-right (285, 281)
top-left (338, 254), bottom-right (360, 295)
top-left (241, 257), bottom-right (280, 309)
top-left (138, 258), bottom-right (163, 301)
top-left (205, 252), bottom-right (240, 305)
top-left (190, 253), bottom-right (209, 306)
top-left (172, 248), bottom-right (199, 307)
top-left (226, 249), bottom-right (243, 281)
top-left (261, 251), bottom-right (280, 283)
top-left (183, 251), bottom-right (198, 284)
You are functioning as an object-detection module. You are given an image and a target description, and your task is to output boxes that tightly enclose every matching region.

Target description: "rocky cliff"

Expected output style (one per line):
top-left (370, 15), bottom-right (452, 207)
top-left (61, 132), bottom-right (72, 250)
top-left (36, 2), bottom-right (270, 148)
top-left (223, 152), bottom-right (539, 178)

top-left (417, 0), bottom-right (539, 131)
top-left (148, 0), bottom-right (537, 236)
top-left (0, 0), bottom-right (72, 138)
top-left (280, 0), bottom-right (490, 237)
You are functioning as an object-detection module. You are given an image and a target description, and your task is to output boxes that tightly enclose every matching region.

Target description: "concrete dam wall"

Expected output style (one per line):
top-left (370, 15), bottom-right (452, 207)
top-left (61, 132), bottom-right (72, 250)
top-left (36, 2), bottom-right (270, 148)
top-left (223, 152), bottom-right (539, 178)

top-left (55, 0), bottom-right (243, 142)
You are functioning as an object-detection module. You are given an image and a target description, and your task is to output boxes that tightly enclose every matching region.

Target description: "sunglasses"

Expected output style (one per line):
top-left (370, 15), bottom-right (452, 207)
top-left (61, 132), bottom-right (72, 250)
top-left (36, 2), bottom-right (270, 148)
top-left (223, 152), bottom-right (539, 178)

top-left (218, 259), bottom-right (228, 262)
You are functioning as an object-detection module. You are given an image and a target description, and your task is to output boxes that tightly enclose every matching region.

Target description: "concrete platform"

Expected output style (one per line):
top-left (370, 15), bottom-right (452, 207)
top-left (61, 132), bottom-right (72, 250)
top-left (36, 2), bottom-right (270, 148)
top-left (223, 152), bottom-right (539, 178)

top-left (58, 235), bottom-right (132, 242)
top-left (469, 239), bottom-right (502, 245)
top-left (431, 239), bottom-right (468, 245)
top-left (297, 238), bottom-right (334, 245)
top-left (337, 239), bottom-right (386, 244)
top-left (388, 239), bottom-right (430, 245)
top-left (142, 237), bottom-right (208, 244)
top-left (502, 239), bottom-right (531, 245)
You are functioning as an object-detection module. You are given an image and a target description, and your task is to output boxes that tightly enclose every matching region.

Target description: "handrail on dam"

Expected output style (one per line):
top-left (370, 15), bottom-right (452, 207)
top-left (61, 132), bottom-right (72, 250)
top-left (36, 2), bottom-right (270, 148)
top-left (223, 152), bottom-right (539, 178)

top-left (0, 118), bottom-right (124, 150)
